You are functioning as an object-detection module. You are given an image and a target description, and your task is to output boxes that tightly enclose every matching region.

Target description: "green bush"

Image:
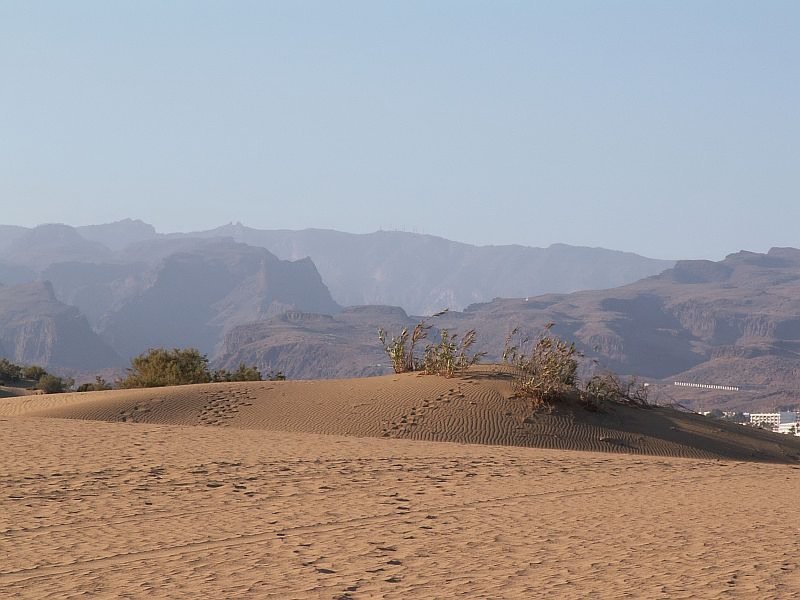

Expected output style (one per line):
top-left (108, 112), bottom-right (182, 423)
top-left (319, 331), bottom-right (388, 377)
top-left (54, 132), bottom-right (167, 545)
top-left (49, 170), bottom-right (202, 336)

top-left (36, 373), bottom-right (73, 394)
top-left (22, 365), bottom-right (47, 381)
top-left (121, 349), bottom-right (266, 388)
top-left (120, 348), bottom-right (212, 388)
top-left (212, 363), bottom-right (263, 382)
top-left (0, 358), bottom-right (23, 384)
top-left (1, 359), bottom-right (75, 393)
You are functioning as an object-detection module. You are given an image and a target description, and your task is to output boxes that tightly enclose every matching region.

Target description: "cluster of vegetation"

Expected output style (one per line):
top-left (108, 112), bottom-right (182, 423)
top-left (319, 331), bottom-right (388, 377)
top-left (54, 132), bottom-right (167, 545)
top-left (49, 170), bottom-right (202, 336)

top-left (378, 310), bottom-right (486, 378)
top-left (503, 324), bottom-right (650, 411)
top-left (212, 363), bottom-right (285, 382)
top-left (0, 358), bottom-right (74, 394)
top-left (120, 348), bottom-right (211, 388)
top-left (119, 348), bottom-right (281, 389)
top-left (76, 376), bottom-right (112, 392)
top-left (502, 325), bottom-right (579, 406)
top-left (421, 328), bottom-right (486, 377)
top-left (378, 321), bottom-right (429, 374)
top-left (379, 318), bottom-right (649, 412)
top-left (1, 350), bottom-right (279, 394)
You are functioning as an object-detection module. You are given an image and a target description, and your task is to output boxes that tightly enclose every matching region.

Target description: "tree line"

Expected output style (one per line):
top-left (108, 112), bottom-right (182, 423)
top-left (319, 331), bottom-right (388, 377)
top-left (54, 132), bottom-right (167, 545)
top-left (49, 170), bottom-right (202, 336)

top-left (0, 349), bottom-right (279, 394)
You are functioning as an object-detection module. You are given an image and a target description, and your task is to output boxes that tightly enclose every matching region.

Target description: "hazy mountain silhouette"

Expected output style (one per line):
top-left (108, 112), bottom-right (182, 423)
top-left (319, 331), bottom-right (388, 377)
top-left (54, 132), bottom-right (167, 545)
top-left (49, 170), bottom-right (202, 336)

top-left (0, 220), bottom-right (673, 316)
top-left (0, 224), bottom-right (341, 368)
top-left (97, 239), bottom-right (340, 360)
top-left (3, 224), bottom-right (112, 269)
top-left (77, 218), bottom-right (158, 251)
top-left (0, 219), bottom-right (676, 376)
top-left (0, 225), bottom-right (29, 252)
top-left (187, 223), bottom-right (675, 314)
top-left (0, 262), bottom-right (35, 286)
top-left (0, 281), bottom-right (122, 370)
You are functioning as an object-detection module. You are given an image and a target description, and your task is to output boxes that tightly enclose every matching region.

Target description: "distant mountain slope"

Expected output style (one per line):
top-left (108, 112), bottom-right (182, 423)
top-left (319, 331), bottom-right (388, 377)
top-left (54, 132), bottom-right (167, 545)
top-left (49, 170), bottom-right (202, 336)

top-left (216, 305), bottom-right (417, 379)
top-left (0, 225), bottom-right (30, 253)
top-left (77, 218), bottom-right (158, 251)
top-left (98, 239), bottom-right (340, 360)
top-left (185, 224), bottom-right (675, 314)
top-left (215, 248), bottom-right (800, 411)
top-left (4, 224), bottom-right (112, 269)
top-left (0, 281), bottom-right (122, 370)
top-left (443, 248), bottom-right (800, 410)
top-left (0, 262), bottom-right (35, 286)
top-left (0, 220), bottom-right (673, 316)
top-left (41, 261), bottom-right (146, 326)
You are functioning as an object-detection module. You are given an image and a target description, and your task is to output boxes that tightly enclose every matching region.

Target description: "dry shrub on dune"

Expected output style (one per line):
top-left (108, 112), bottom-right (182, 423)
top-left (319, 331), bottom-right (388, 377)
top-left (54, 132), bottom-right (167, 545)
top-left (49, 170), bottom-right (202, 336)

top-left (379, 316), bottom-right (648, 410)
top-left (379, 310), bottom-right (486, 378)
top-left (502, 324), bottom-right (580, 408)
top-left (503, 324), bottom-right (649, 412)
top-left (378, 321), bottom-right (430, 374)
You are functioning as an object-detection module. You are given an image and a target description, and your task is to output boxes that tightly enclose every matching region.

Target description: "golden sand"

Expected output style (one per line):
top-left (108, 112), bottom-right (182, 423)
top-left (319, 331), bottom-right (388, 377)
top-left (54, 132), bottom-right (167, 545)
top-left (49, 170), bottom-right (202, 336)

top-left (1, 371), bottom-right (798, 598)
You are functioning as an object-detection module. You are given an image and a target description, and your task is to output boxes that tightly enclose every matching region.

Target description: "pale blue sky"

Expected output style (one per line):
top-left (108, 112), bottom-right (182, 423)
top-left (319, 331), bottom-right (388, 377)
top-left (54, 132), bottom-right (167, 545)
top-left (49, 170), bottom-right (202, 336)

top-left (1, 1), bottom-right (798, 259)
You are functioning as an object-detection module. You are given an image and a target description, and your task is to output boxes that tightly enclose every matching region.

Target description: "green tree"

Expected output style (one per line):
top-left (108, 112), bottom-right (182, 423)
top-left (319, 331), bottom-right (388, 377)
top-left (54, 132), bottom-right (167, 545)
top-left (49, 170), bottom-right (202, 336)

top-left (0, 358), bottom-right (22, 384)
top-left (120, 348), bottom-right (212, 388)
top-left (22, 365), bottom-right (47, 381)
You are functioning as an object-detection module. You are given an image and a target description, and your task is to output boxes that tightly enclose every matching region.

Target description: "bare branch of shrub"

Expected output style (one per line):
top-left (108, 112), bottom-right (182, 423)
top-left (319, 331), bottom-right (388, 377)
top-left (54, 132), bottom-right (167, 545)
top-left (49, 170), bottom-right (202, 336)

top-left (583, 372), bottom-right (650, 408)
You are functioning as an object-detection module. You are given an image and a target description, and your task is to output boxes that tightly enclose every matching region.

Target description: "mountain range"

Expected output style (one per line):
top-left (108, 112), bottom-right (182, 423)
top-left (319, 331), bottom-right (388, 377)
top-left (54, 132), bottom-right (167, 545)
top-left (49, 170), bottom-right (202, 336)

top-left (2, 219), bottom-right (799, 410)
top-left (218, 249), bottom-right (800, 412)
top-left (0, 219), bottom-right (671, 367)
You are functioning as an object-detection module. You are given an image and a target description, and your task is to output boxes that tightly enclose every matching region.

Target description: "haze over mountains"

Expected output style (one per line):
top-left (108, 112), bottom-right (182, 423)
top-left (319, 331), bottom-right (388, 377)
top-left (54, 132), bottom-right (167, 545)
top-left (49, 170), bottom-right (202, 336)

top-left (0, 219), bottom-right (670, 365)
top-left (180, 223), bottom-right (673, 315)
top-left (1, 219), bottom-right (673, 312)
top-left (0, 281), bottom-right (119, 370)
top-left (2, 219), bottom-right (799, 410)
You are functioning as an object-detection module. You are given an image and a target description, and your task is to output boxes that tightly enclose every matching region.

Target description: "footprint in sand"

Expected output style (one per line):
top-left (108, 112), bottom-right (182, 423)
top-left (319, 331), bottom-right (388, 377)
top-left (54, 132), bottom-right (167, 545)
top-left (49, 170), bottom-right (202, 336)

top-left (197, 389), bottom-right (251, 426)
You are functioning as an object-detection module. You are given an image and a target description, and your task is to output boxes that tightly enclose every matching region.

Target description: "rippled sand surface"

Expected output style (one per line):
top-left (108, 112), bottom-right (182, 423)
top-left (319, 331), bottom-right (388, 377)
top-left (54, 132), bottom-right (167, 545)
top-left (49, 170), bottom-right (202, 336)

top-left (2, 372), bottom-right (799, 598)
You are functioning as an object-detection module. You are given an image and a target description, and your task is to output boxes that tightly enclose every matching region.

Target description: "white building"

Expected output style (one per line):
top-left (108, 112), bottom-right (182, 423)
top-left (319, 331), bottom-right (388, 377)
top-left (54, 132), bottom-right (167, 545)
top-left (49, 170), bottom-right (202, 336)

top-left (777, 421), bottom-right (800, 436)
top-left (749, 411), bottom-right (800, 431)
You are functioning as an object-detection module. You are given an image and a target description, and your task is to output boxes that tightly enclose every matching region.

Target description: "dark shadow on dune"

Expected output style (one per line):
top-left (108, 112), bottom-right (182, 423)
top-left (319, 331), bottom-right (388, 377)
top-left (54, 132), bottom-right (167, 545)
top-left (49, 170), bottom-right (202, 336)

top-left (584, 402), bottom-right (800, 463)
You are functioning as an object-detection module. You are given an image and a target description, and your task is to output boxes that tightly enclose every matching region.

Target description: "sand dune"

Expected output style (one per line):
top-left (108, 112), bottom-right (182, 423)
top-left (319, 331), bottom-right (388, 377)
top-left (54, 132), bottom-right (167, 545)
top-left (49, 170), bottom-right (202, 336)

top-left (2, 369), bottom-right (798, 462)
top-left (2, 370), bottom-right (799, 598)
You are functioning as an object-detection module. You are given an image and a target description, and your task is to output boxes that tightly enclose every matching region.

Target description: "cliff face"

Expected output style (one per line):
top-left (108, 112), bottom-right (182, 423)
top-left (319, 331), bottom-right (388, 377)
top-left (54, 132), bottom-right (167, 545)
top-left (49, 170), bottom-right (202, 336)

top-left (0, 282), bottom-right (122, 370)
top-left (99, 240), bottom-right (341, 360)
